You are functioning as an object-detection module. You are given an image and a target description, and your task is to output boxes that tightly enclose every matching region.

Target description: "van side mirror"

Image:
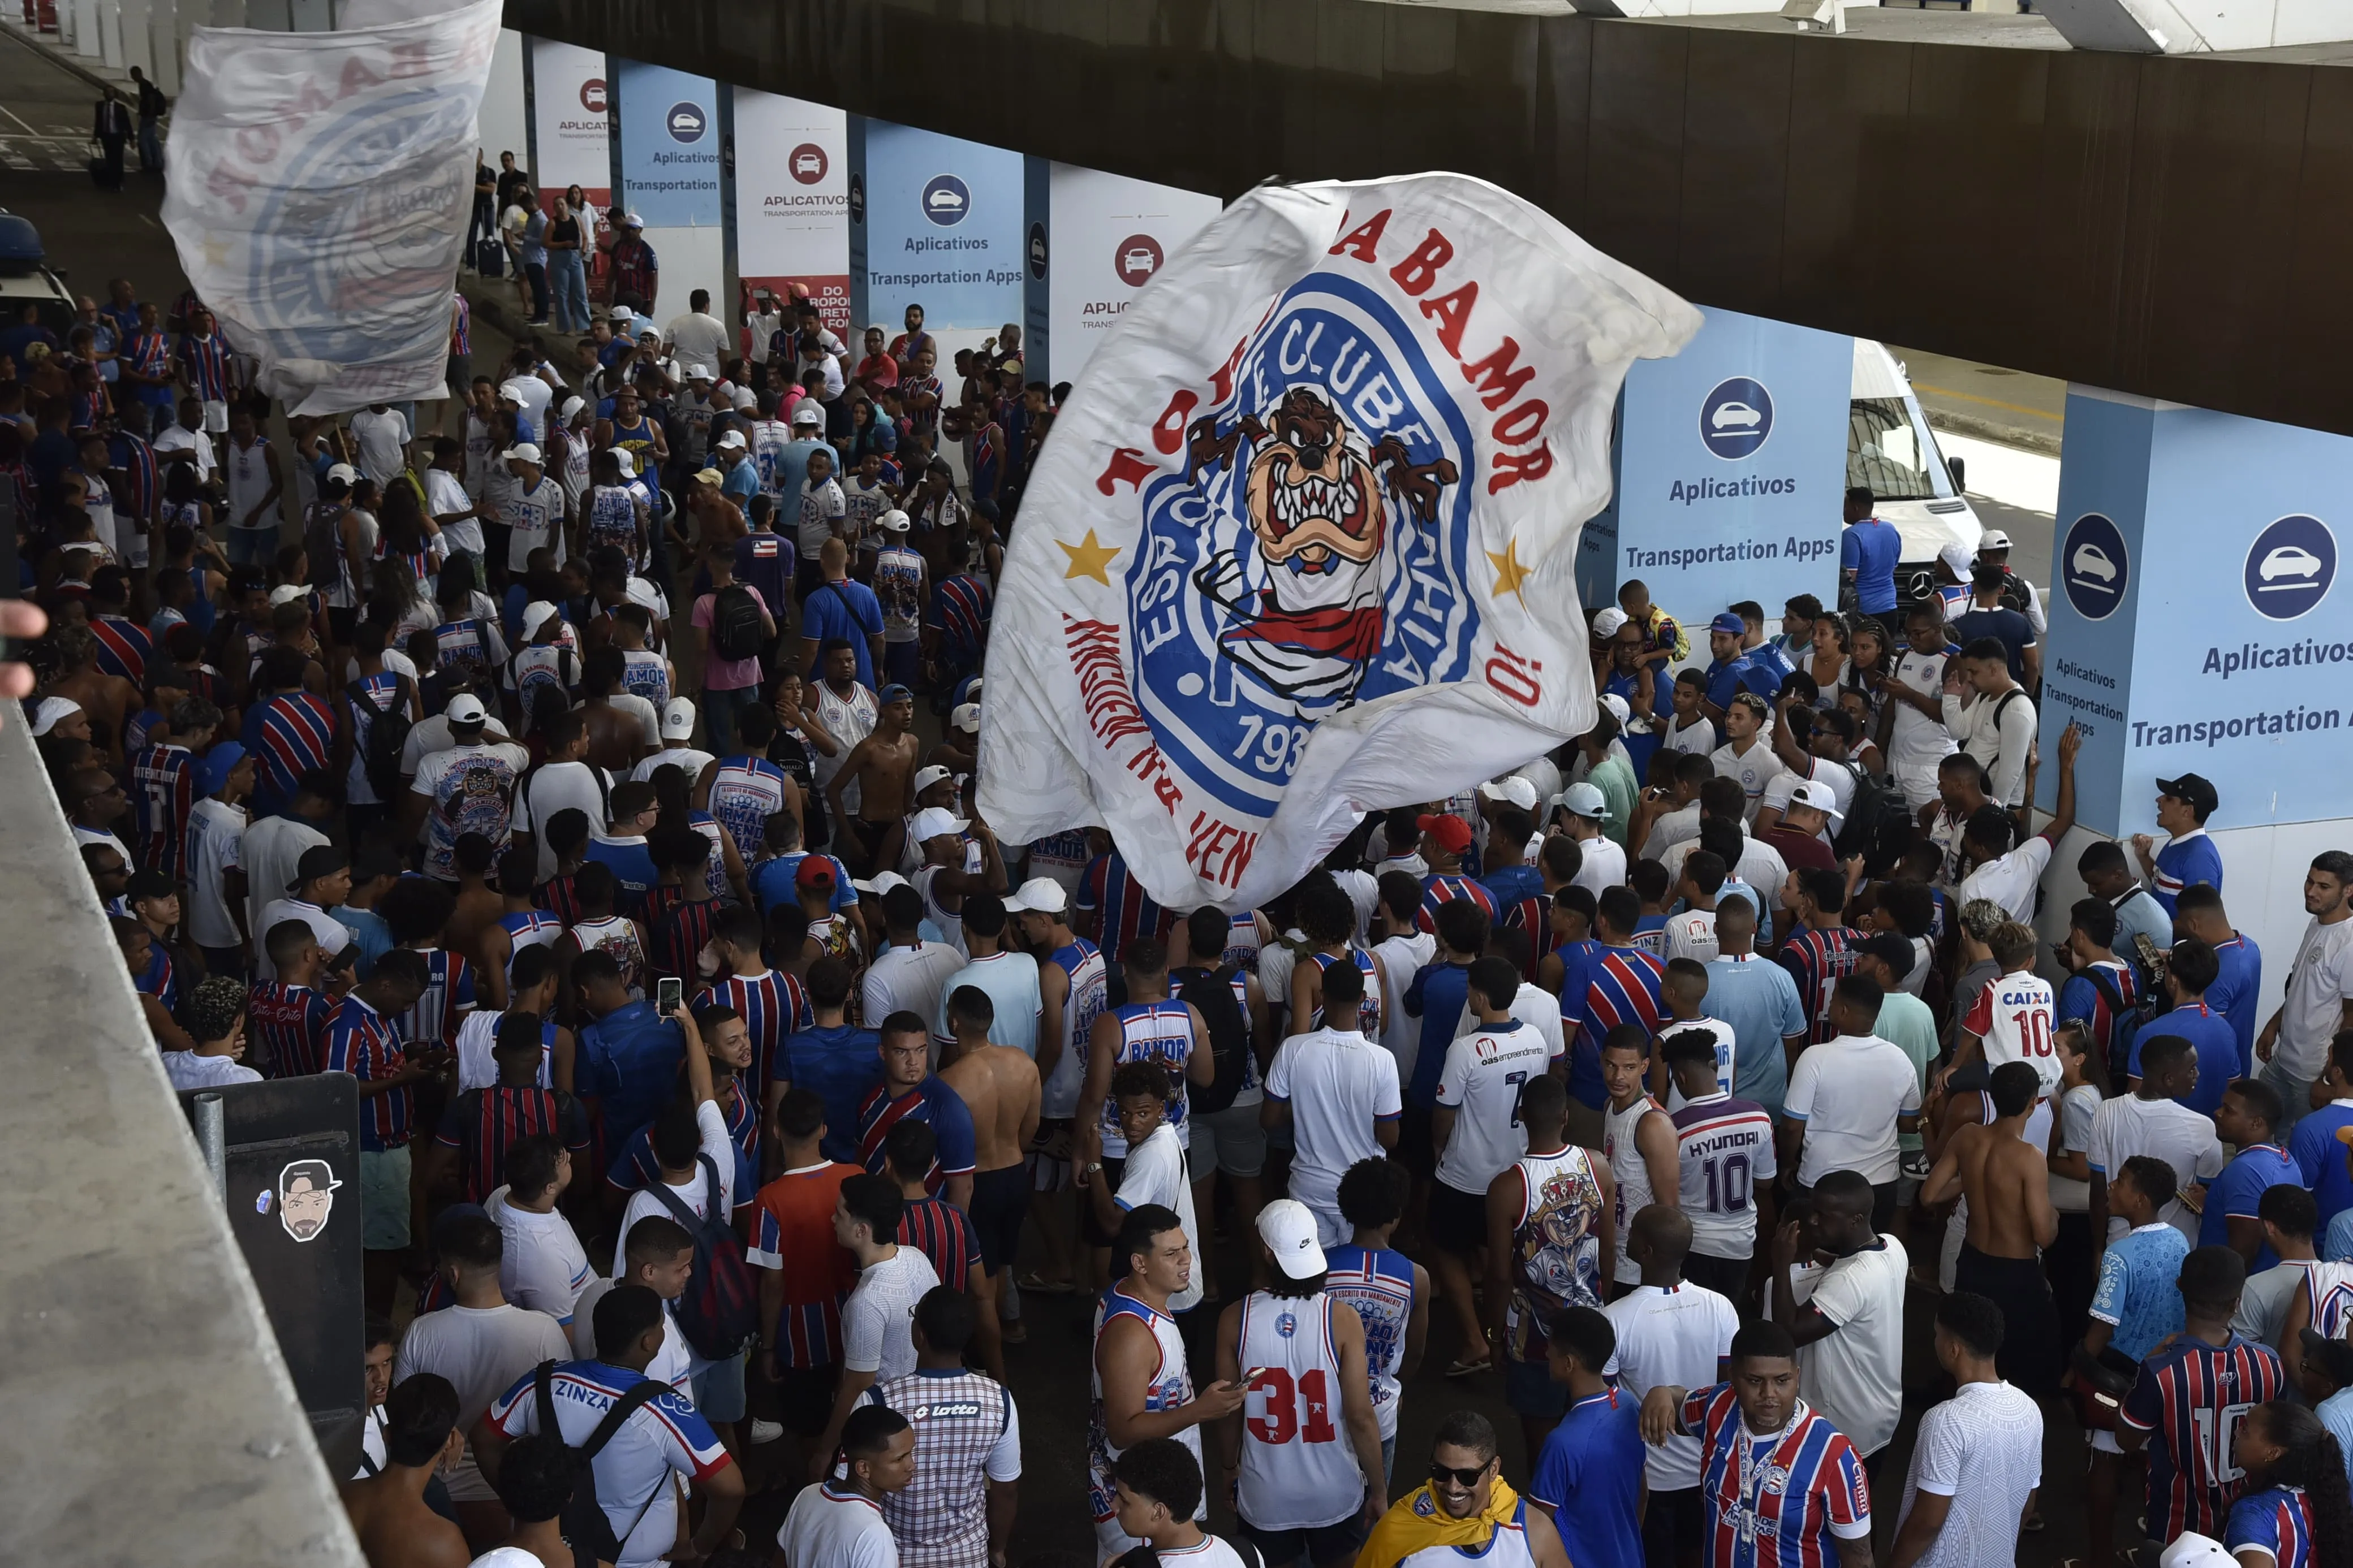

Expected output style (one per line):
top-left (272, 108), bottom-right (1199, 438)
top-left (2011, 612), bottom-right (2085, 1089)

top-left (1946, 455), bottom-right (1966, 494)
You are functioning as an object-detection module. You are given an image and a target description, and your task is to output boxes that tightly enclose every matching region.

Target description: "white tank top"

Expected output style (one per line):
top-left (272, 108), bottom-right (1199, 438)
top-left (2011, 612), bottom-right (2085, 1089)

top-left (1045, 939), bottom-right (1107, 1120)
top-left (225, 435), bottom-right (274, 528)
top-left (1236, 1291), bottom-right (1363, 1531)
top-left (1393, 1502), bottom-right (1540, 1568)
top-left (1100, 1001), bottom-right (1196, 1157)
top-left (571, 915), bottom-right (645, 999)
top-left (1088, 1288), bottom-right (1200, 1525)
top-left (1603, 1094), bottom-right (1665, 1285)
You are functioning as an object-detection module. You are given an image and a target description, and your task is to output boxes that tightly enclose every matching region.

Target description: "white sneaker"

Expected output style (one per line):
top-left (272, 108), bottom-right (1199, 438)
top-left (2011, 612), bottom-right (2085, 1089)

top-left (747, 1418), bottom-right (785, 1446)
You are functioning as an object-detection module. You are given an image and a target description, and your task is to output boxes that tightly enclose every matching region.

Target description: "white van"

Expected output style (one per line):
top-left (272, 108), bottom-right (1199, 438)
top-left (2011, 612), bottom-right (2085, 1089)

top-left (1849, 339), bottom-right (1981, 608)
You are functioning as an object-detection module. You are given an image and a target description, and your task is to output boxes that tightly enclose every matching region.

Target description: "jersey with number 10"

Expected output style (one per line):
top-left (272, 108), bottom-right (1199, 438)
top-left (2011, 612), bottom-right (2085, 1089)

top-left (1963, 970), bottom-right (2060, 1095)
top-left (2119, 1332), bottom-right (2287, 1541)
top-left (1672, 1092), bottom-right (1779, 1262)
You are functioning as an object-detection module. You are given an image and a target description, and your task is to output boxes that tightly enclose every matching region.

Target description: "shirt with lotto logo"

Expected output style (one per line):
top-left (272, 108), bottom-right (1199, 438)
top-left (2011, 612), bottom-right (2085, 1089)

top-left (2121, 1332), bottom-right (2288, 1542)
top-left (857, 1367), bottom-right (1022, 1568)
top-left (1434, 1021), bottom-right (1553, 1196)
top-left (486, 1359), bottom-right (729, 1568)
top-left (1962, 969), bottom-right (2060, 1095)
top-left (1678, 1385), bottom-right (1871, 1568)
top-left (2091, 1221), bottom-right (2192, 1360)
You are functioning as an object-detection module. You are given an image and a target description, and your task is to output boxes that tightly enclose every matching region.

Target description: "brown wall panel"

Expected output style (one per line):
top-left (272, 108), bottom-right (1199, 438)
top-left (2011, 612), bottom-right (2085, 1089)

top-left (504, 0), bottom-right (2353, 435)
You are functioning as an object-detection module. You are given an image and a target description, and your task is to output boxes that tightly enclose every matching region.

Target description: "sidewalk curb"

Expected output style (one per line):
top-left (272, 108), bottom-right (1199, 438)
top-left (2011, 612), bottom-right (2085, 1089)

top-left (1925, 405), bottom-right (2063, 459)
top-left (0, 16), bottom-right (139, 97)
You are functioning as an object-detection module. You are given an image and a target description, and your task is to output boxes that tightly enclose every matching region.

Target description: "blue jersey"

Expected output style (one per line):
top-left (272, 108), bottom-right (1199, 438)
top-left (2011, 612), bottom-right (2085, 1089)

top-left (783, 1024), bottom-right (884, 1165)
top-left (856, 1075), bottom-right (977, 1191)
top-left (2126, 1003), bottom-right (2242, 1116)
top-left (2121, 1333), bottom-right (2287, 1542)
top-left (1402, 960), bottom-right (1472, 1108)
top-left (2153, 830), bottom-right (2225, 916)
top-left (1682, 1385), bottom-right (1869, 1568)
top-left (1839, 517), bottom-right (1902, 614)
top-left (1531, 1389), bottom-right (1646, 1568)
top-left (1417, 872), bottom-right (1496, 936)
top-left (749, 850), bottom-right (857, 918)
top-left (2091, 1223), bottom-right (2191, 1362)
top-left (2200, 1143), bottom-right (2300, 1269)
top-left (578, 1000), bottom-right (686, 1154)
top-left (2230, 1485), bottom-right (2317, 1568)
top-left (2292, 1103), bottom-right (2353, 1237)
top-left (2209, 932), bottom-right (2262, 1077)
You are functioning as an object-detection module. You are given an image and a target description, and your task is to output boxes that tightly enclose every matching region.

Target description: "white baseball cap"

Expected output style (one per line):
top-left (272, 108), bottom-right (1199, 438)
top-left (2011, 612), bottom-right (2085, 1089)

top-left (1978, 529), bottom-right (2014, 552)
top-left (609, 306), bottom-right (635, 326)
top-left (911, 764), bottom-right (954, 796)
top-left (951, 702), bottom-right (981, 733)
top-left (660, 698), bottom-right (697, 740)
top-left (1788, 779), bottom-right (1845, 821)
top-left (1555, 781), bottom-right (1608, 819)
top-left (1477, 776), bottom-right (1538, 811)
top-left (621, 211), bottom-right (644, 228)
top-left (559, 395), bottom-right (585, 420)
top-left (715, 429), bottom-right (746, 450)
top-left (790, 404), bottom-right (824, 427)
top-left (503, 443), bottom-right (543, 465)
top-left (878, 508), bottom-right (911, 533)
top-left (1600, 692), bottom-right (1632, 724)
top-left (324, 462), bottom-right (359, 486)
top-left (2157, 1536), bottom-right (2234, 1568)
top-left (1937, 539), bottom-right (1972, 578)
top-left (497, 378), bottom-right (533, 404)
top-left (911, 806), bottom-right (968, 842)
top-left (1256, 1199), bottom-right (1328, 1281)
top-left (612, 449), bottom-right (636, 477)
top-left (520, 600), bottom-right (562, 640)
top-left (28, 696), bottom-right (81, 736)
top-left (445, 693), bottom-right (489, 727)
top-left (268, 584), bottom-right (310, 607)
top-left (1591, 606), bottom-right (1629, 638)
top-left (852, 870), bottom-right (910, 896)
top-left (685, 364), bottom-right (713, 382)
top-left (1002, 876), bottom-right (1069, 915)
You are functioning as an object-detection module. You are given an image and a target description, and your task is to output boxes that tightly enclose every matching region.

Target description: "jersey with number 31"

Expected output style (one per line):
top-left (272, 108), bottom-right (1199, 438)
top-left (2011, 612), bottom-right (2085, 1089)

top-left (1963, 971), bottom-right (2059, 1095)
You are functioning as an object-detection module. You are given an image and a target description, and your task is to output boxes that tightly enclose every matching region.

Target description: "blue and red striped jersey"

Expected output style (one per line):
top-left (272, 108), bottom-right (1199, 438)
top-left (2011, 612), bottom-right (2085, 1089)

top-left (433, 1085), bottom-right (591, 1202)
top-left (2227, 1484), bottom-right (2317, 1568)
top-left (135, 937), bottom-right (180, 1014)
top-left (1500, 892), bottom-right (1561, 983)
top-left (744, 1161), bottom-right (860, 1369)
top-left (2058, 960), bottom-right (2142, 1074)
top-left (649, 897), bottom-right (725, 985)
top-left (1077, 851), bottom-right (1164, 965)
top-left (1777, 925), bottom-right (1863, 1044)
top-left (1559, 944), bottom-right (1666, 1108)
top-left (179, 332), bottom-right (232, 400)
top-left (2120, 1332), bottom-right (2287, 1541)
top-left (244, 691), bottom-right (337, 807)
top-left (1417, 872), bottom-right (1497, 936)
top-left (926, 571), bottom-right (993, 661)
top-left (699, 967), bottom-right (812, 1106)
top-left (106, 432), bottom-right (157, 538)
top-left (248, 980), bottom-right (334, 1077)
top-left (449, 293), bottom-right (470, 358)
top-left (395, 947), bottom-right (476, 1049)
top-left (128, 741), bottom-right (196, 878)
top-left (91, 614), bottom-right (153, 685)
top-left (856, 1077), bottom-right (978, 1192)
top-left (1682, 1384), bottom-right (1869, 1568)
top-left (898, 1193), bottom-right (982, 1293)
top-left (536, 873), bottom-right (584, 926)
top-left (325, 994), bottom-right (413, 1150)
top-left (124, 329), bottom-right (173, 387)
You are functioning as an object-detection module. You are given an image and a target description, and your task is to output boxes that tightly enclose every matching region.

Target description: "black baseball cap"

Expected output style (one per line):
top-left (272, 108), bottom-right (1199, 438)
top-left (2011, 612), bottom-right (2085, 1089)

top-left (2300, 1328), bottom-right (2353, 1387)
top-left (2155, 774), bottom-right (2218, 819)
top-left (288, 844), bottom-right (351, 892)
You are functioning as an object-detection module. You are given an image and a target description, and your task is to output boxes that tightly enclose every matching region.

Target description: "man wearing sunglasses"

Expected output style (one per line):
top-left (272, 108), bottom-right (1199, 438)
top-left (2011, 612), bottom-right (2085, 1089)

top-left (1637, 1320), bottom-right (1877, 1568)
top-left (1358, 1410), bottom-right (1568, 1568)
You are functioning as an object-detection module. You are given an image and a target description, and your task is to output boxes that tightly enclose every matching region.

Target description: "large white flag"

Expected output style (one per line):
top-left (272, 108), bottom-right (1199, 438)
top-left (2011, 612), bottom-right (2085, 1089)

top-left (160, 0), bottom-right (501, 417)
top-left (979, 174), bottom-right (1699, 909)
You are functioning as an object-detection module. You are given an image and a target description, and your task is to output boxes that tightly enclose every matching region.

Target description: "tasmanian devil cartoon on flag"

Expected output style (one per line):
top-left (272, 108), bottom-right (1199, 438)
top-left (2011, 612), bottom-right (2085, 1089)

top-left (979, 175), bottom-right (1700, 909)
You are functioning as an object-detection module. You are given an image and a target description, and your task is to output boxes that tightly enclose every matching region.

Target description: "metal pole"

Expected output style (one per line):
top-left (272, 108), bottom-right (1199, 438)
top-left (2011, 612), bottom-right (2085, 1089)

top-left (191, 1092), bottom-right (225, 1202)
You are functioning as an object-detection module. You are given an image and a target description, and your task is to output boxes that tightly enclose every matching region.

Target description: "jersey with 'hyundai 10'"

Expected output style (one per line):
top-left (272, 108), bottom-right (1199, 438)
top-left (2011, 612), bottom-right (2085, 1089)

top-left (1673, 1092), bottom-right (1778, 1262)
top-left (2119, 1332), bottom-right (2287, 1541)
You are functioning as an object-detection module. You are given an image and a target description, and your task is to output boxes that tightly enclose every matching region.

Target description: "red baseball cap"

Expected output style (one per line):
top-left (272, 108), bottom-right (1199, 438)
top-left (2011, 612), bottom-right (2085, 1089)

top-left (1416, 813), bottom-right (1473, 854)
top-left (795, 857), bottom-right (836, 892)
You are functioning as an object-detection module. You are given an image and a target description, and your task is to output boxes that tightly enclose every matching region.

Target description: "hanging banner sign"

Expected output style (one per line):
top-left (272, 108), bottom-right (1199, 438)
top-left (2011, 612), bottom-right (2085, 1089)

top-left (732, 90), bottom-right (851, 340)
top-left (528, 37), bottom-right (610, 224)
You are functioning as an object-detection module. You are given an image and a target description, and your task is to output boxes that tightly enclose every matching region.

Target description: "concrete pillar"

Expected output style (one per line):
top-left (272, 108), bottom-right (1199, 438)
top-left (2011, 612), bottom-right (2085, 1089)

top-left (2035, 386), bottom-right (2353, 1014)
top-left (119, 0), bottom-right (152, 81)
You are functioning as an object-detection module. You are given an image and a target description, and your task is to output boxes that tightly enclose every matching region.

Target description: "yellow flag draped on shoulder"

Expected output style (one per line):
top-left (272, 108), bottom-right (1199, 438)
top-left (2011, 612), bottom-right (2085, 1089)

top-left (1355, 1478), bottom-right (1523, 1568)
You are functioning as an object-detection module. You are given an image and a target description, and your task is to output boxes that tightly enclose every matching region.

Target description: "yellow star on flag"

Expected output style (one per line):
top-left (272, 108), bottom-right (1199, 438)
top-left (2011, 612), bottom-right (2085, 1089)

top-left (1487, 537), bottom-right (1534, 602)
top-left (1059, 528), bottom-right (1120, 585)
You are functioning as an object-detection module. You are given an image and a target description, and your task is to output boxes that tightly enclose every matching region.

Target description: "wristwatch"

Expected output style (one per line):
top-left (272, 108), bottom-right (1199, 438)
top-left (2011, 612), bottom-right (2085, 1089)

top-left (1084, 1161), bottom-right (1104, 1175)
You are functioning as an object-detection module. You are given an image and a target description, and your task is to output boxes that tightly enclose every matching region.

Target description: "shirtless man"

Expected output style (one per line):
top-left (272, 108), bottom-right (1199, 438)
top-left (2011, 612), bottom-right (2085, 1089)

top-left (826, 683), bottom-right (921, 877)
top-left (1921, 1059), bottom-right (2061, 1398)
top-left (940, 983), bottom-right (1043, 1341)
top-left (46, 624), bottom-right (140, 763)
top-left (446, 834), bottom-right (506, 1000)
top-left (576, 648), bottom-right (650, 775)
top-left (340, 1372), bottom-right (470, 1568)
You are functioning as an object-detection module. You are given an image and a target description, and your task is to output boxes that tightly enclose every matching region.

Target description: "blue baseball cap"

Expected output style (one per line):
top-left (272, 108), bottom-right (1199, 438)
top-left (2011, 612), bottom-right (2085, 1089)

top-left (1709, 612), bottom-right (1746, 636)
top-left (878, 684), bottom-right (914, 706)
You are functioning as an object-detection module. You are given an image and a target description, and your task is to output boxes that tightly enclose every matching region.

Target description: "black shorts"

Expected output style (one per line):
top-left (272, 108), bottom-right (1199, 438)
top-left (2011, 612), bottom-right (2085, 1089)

top-left (1080, 1156), bottom-right (1127, 1248)
top-left (773, 1362), bottom-right (839, 1437)
top-left (1682, 1251), bottom-right (1750, 1303)
top-left (1236, 1507), bottom-right (1371, 1568)
top-left (970, 1164), bottom-right (1027, 1273)
top-left (1643, 1486), bottom-right (1707, 1568)
top-left (1426, 1178), bottom-right (1488, 1256)
top-left (326, 606), bottom-right (358, 645)
top-left (1397, 1104), bottom-right (1436, 1179)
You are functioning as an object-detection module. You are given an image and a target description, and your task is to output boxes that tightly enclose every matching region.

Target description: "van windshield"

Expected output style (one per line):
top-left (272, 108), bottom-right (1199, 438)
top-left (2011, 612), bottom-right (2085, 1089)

top-left (1848, 398), bottom-right (1936, 502)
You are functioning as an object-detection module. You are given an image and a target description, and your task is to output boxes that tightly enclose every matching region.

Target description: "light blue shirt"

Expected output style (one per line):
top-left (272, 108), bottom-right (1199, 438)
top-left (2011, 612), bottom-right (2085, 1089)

top-left (2111, 887), bottom-right (2174, 966)
top-left (933, 950), bottom-right (1044, 1058)
top-left (2091, 1221), bottom-right (2190, 1362)
top-left (1704, 952), bottom-right (1808, 1119)
top-left (2320, 1387), bottom-right (2353, 1489)
top-left (2326, 1207), bottom-right (2353, 1263)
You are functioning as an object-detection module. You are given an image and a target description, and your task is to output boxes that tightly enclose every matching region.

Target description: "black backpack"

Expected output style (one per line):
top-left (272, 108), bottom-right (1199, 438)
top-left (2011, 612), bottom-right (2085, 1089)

top-left (708, 584), bottom-right (766, 662)
top-left (1830, 759), bottom-right (1897, 869)
top-left (346, 674), bottom-right (415, 802)
top-left (532, 1359), bottom-right (666, 1566)
top-left (645, 1153), bottom-right (761, 1360)
top-left (1175, 962), bottom-right (1252, 1115)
